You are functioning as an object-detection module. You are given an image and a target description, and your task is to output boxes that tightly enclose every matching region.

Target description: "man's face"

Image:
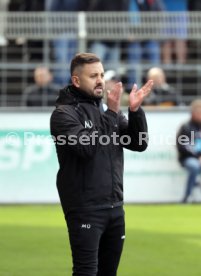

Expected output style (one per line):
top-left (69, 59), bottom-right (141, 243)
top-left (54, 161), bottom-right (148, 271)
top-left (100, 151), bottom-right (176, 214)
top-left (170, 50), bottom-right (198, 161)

top-left (72, 62), bottom-right (105, 98)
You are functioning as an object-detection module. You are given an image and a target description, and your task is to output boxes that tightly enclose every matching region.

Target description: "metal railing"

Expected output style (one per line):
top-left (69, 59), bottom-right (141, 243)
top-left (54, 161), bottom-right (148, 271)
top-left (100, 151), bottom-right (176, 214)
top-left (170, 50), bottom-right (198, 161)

top-left (0, 12), bottom-right (201, 107)
top-left (1, 12), bottom-right (200, 40)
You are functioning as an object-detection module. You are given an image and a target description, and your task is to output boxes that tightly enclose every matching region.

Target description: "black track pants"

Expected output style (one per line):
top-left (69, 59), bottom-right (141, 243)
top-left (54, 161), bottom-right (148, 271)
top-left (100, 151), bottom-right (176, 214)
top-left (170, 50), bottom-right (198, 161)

top-left (65, 206), bottom-right (125, 276)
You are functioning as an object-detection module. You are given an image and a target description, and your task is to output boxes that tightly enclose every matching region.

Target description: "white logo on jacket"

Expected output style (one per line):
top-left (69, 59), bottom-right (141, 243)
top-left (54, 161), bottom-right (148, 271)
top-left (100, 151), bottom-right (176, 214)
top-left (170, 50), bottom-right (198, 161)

top-left (84, 120), bottom-right (93, 129)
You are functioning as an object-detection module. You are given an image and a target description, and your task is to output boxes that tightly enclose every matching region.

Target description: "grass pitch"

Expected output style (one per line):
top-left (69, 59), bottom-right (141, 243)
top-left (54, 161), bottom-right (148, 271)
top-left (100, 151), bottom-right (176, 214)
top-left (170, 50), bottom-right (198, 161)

top-left (0, 204), bottom-right (201, 276)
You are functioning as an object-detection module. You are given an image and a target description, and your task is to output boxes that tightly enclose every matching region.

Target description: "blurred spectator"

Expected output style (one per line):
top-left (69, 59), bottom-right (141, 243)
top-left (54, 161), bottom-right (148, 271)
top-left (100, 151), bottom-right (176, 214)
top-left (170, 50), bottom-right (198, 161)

top-left (0, 0), bottom-right (9, 46)
top-left (188, 1), bottom-right (201, 11)
top-left (188, 1), bottom-right (201, 62)
top-left (9, 0), bottom-right (46, 60)
top-left (9, 0), bottom-right (44, 11)
top-left (88, 0), bottom-right (128, 73)
top-left (126, 0), bottom-right (165, 91)
top-left (47, 0), bottom-right (87, 87)
top-left (21, 66), bottom-right (59, 106)
top-left (176, 100), bottom-right (201, 203)
top-left (162, 0), bottom-right (188, 64)
top-left (143, 67), bottom-right (180, 106)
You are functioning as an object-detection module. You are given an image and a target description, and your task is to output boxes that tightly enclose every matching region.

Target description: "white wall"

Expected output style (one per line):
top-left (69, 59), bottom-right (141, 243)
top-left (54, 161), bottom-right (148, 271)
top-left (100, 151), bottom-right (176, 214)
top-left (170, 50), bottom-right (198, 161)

top-left (0, 109), bottom-right (195, 203)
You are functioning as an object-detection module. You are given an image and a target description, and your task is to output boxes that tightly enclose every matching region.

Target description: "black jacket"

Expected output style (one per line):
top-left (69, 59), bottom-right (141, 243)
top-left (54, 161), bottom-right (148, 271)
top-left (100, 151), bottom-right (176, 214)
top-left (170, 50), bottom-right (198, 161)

top-left (176, 120), bottom-right (201, 163)
top-left (50, 85), bottom-right (148, 214)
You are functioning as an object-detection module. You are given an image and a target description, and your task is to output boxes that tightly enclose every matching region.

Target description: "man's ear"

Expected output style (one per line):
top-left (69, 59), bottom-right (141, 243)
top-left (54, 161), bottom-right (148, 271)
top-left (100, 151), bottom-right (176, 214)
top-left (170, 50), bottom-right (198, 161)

top-left (71, 75), bottom-right (80, 88)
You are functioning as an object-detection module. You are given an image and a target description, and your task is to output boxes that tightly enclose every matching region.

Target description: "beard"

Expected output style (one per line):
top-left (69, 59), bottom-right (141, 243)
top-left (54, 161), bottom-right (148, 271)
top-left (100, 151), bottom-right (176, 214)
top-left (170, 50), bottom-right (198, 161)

top-left (93, 84), bottom-right (104, 98)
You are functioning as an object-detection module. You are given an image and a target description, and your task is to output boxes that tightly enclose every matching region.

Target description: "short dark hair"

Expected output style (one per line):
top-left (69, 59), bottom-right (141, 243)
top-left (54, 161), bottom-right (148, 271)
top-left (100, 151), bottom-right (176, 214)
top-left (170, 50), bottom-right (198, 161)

top-left (70, 53), bottom-right (101, 76)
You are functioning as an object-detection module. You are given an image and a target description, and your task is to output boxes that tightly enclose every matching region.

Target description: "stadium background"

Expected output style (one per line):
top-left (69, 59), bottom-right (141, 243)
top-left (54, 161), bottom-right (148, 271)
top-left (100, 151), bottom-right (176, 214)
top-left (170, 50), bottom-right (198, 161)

top-left (1, 2), bottom-right (201, 203)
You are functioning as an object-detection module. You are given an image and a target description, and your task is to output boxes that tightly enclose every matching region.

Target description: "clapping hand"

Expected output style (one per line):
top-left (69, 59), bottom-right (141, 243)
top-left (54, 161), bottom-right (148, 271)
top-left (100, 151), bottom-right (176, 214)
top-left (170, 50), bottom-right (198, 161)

top-left (107, 80), bottom-right (154, 113)
top-left (107, 82), bottom-right (123, 113)
top-left (129, 80), bottom-right (154, 112)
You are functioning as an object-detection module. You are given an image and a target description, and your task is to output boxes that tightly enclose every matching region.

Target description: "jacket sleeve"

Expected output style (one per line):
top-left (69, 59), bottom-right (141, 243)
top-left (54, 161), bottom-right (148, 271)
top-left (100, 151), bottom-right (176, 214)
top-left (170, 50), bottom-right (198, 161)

top-left (118, 107), bottom-right (148, 151)
top-left (50, 106), bottom-right (119, 159)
